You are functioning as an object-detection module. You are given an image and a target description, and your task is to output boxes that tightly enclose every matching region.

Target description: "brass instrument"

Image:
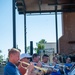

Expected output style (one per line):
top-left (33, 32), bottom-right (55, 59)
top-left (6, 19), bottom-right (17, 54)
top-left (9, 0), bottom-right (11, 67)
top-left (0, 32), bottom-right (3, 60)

top-left (19, 61), bottom-right (48, 73)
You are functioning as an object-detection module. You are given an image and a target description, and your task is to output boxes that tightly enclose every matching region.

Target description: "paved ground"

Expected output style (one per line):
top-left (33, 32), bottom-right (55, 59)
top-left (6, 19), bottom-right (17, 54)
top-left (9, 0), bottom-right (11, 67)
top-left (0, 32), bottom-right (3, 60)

top-left (0, 65), bottom-right (5, 75)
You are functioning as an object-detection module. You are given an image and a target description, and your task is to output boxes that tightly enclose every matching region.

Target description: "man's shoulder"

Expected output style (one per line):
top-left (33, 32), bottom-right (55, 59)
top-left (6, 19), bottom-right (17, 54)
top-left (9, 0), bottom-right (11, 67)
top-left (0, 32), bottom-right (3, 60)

top-left (4, 64), bottom-right (21, 75)
top-left (4, 62), bottom-right (13, 69)
top-left (4, 63), bottom-right (10, 69)
top-left (4, 62), bottom-right (16, 73)
top-left (65, 63), bottom-right (72, 66)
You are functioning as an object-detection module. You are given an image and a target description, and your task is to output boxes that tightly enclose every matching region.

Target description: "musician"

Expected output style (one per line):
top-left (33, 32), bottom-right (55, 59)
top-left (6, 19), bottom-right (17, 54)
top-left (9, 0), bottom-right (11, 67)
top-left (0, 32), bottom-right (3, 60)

top-left (52, 56), bottom-right (59, 66)
top-left (65, 57), bottom-right (72, 75)
top-left (51, 56), bottom-right (64, 75)
top-left (18, 53), bottom-right (36, 75)
top-left (42, 54), bottom-right (49, 65)
top-left (42, 54), bottom-right (52, 75)
top-left (32, 53), bottom-right (42, 67)
top-left (32, 53), bottom-right (44, 75)
top-left (4, 48), bottom-right (21, 75)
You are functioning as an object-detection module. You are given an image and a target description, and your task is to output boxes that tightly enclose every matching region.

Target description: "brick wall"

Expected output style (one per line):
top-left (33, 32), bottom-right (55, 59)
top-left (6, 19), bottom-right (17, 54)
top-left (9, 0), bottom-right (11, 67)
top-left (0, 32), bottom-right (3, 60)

top-left (59, 12), bottom-right (75, 55)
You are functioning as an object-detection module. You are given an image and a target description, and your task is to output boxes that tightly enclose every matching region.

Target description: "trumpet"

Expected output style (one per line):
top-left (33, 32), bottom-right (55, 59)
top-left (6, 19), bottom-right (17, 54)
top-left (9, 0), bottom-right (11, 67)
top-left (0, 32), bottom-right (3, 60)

top-left (19, 61), bottom-right (48, 73)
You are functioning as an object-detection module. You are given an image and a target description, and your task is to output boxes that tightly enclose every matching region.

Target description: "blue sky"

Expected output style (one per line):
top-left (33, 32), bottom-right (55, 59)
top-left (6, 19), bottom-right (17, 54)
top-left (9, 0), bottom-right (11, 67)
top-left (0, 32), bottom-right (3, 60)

top-left (0, 0), bottom-right (62, 59)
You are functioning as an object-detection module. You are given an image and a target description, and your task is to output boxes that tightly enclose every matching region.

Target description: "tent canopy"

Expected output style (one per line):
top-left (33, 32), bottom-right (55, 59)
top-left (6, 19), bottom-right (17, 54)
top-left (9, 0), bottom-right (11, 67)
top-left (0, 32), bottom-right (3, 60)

top-left (16, 0), bottom-right (75, 14)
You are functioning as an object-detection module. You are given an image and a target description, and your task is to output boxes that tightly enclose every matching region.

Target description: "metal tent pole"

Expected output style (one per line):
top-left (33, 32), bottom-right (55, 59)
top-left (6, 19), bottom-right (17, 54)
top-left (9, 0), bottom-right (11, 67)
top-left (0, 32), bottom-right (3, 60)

top-left (12, 0), bottom-right (16, 48)
top-left (24, 13), bottom-right (27, 53)
top-left (55, 0), bottom-right (58, 53)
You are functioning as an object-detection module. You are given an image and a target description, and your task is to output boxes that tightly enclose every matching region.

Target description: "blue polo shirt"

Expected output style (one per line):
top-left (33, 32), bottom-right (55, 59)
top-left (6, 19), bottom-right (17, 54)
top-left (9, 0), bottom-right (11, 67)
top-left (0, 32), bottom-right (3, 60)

top-left (65, 63), bottom-right (72, 75)
top-left (4, 62), bottom-right (21, 75)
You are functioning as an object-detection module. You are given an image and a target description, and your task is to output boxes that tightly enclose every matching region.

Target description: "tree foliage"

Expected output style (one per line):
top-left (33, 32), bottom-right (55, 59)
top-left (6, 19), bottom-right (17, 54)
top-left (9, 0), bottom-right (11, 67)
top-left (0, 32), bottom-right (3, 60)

top-left (35, 39), bottom-right (47, 54)
top-left (37, 44), bottom-right (44, 50)
top-left (0, 55), bottom-right (3, 63)
top-left (0, 50), bottom-right (2, 53)
top-left (0, 50), bottom-right (3, 63)
top-left (38, 39), bottom-right (47, 43)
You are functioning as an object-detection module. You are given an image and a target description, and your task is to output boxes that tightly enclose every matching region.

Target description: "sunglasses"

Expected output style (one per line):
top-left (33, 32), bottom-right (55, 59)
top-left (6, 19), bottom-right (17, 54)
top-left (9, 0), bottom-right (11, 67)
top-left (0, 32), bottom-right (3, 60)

top-left (26, 58), bottom-right (30, 59)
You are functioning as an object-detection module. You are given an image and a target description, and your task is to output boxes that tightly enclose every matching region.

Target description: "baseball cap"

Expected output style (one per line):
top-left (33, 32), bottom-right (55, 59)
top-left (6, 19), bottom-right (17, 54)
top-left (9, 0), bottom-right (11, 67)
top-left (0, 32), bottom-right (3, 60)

top-left (20, 53), bottom-right (32, 60)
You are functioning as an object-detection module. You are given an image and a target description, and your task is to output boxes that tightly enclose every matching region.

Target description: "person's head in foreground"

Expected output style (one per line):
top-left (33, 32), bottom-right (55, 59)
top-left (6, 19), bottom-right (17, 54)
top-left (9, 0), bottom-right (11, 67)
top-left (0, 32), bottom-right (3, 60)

top-left (8, 48), bottom-right (20, 64)
top-left (4, 48), bottom-right (21, 75)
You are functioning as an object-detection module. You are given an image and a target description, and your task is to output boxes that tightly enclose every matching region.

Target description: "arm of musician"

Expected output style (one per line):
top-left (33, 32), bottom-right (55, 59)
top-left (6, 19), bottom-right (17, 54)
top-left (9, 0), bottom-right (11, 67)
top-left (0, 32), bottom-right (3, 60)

top-left (24, 63), bottom-right (34, 75)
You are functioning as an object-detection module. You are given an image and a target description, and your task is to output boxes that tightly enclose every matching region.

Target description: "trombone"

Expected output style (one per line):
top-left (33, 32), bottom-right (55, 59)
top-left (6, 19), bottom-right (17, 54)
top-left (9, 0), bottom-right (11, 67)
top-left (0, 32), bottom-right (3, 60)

top-left (19, 61), bottom-right (48, 73)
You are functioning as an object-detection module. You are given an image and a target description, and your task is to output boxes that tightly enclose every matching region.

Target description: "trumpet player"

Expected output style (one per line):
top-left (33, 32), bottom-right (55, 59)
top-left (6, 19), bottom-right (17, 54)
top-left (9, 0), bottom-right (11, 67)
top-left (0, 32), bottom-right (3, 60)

top-left (42, 54), bottom-right (53, 75)
top-left (18, 53), bottom-right (37, 75)
top-left (4, 48), bottom-right (36, 75)
top-left (32, 53), bottom-right (42, 67)
top-left (42, 54), bottom-right (49, 65)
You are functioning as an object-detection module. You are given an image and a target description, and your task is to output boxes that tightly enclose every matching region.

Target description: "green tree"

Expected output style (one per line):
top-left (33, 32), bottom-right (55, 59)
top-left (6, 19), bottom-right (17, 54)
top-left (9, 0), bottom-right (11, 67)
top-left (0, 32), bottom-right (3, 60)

top-left (38, 39), bottom-right (47, 43)
top-left (0, 55), bottom-right (3, 63)
top-left (0, 50), bottom-right (2, 53)
top-left (0, 50), bottom-right (3, 63)
top-left (35, 39), bottom-right (47, 54)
